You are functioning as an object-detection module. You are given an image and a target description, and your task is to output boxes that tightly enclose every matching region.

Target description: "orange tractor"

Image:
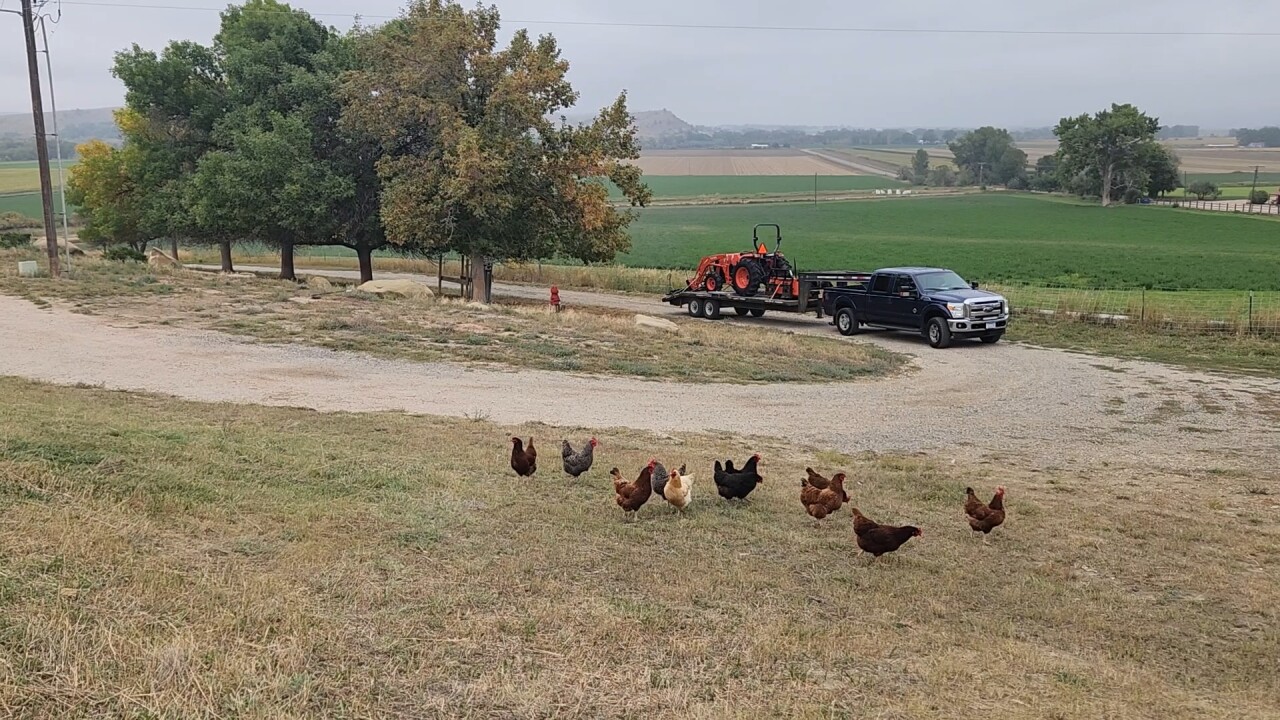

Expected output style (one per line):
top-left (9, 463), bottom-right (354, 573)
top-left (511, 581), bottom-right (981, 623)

top-left (686, 224), bottom-right (801, 299)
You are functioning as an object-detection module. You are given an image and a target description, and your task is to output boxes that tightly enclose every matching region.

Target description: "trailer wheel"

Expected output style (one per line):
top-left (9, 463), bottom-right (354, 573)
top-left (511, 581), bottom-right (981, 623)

top-left (734, 307), bottom-right (750, 317)
top-left (925, 316), bottom-right (953, 348)
top-left (749, 308), bottom-right (766, 318)
top-left (687, 298), bottom-right (703, 317)
top-left (703, 298), bottom-right (722, 319)
top-left (835, 307), bottom-right (860, 336)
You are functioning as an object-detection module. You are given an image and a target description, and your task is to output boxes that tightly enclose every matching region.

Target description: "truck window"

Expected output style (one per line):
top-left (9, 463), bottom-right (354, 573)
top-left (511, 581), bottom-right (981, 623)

top-left (894, 275), bottom-right (917, 296)
top-left (871, 274), bottom-right (892, 294)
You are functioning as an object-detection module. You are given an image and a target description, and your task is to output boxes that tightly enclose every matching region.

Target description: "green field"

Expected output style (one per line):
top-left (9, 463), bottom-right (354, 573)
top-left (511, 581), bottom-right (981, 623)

top-left (0, 191), bottom-right (66, 220)
top-left (610, 175), bottom-right (904, 200)
top-left (619, 194), bottom-right (1280, 290)
top-left (1184, 171), bottom-right (1280, 188)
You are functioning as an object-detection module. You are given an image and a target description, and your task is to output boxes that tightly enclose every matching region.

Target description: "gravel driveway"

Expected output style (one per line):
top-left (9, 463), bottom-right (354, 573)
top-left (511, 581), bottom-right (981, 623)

top-left (4, 280), bottom-right (1277, 476)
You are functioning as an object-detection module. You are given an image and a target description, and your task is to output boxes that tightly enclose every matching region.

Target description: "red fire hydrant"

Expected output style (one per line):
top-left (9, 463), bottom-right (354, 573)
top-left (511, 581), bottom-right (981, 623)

top-left (550, 285), bottom-right (562, 312)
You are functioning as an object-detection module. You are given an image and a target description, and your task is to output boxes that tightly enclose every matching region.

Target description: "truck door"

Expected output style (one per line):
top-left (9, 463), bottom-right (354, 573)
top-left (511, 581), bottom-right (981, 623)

top-left (864, 273), bottom-right (895, 324)
top-left (889, 274), bottom-right (922, 328)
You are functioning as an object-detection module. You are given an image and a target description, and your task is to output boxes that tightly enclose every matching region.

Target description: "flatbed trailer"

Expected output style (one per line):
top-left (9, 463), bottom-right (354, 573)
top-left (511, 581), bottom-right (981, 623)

top-left (663, 270), bottom-right (873, 320)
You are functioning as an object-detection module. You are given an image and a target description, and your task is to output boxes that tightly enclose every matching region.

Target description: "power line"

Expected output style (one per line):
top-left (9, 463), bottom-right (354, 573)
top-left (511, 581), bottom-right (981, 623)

top-left (52, 0), bottom-right (1280, 37)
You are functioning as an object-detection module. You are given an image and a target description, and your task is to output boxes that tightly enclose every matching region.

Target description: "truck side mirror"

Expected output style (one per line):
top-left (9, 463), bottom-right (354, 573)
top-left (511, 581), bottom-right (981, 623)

top-left (970, 281), bottom-right (979, 289)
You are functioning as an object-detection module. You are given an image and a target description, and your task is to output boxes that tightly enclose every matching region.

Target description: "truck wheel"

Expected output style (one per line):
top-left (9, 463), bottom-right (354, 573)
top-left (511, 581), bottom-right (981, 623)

top-left (835, 307), bottom-right (860, 336)
top-left (734, 307), bottom-right (750, 317)
top-left (687, 298), bottom-right (702, 317)
top-left (980, 332), bottom-right (1004, 344)
top-left (925, 317), bottom-right (952, 348)
top-left (703, 298), bottom-right (721, 319)
top-left (749, 308), bottom-right (766, 318)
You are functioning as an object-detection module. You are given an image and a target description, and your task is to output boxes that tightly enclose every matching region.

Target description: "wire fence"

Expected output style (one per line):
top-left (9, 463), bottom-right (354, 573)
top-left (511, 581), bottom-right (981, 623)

top-left (995, 284), bottom-right (1280, 336)
top-left (1146, 198), bottom-right (1280, 215)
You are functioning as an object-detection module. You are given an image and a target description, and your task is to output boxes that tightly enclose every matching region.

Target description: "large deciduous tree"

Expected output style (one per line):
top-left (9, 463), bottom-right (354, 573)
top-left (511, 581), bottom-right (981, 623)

top-left (65, 137), bottom-right (147, 252)
top-left (911, 149), bottom-right (929, 186)
top-left (948, 127), bottom-right (1027, 186)
top-left (1054, 103), bottom-right (1161, 207)
top-left (341, 0), bottom-right (650, 301)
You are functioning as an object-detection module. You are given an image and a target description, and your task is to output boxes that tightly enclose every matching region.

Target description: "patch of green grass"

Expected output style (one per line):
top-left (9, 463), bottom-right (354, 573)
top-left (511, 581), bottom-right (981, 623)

top-left (0, 379), bottom-right (1277, 717)
top-left (0, 190), bottom-right (68, 219)
top-left (620, 193), bottom-right (1280, 290)
top-left (1009, 321), bottom-right (1280, 376)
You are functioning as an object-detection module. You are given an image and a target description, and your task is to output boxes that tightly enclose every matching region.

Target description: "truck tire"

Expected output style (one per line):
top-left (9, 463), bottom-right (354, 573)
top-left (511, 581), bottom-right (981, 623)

top-left (703, 298), bottom-right (722, 319)
top-left (749, 308), bottom-right (766, 318)
top-left (734, 307), bottom-right (750, 317)
top-left (731, 259), bottom-right (766, 297)
top-left (980, 332), bottom-right (1004, 344)
top-left (835, 307), bottom-right (860, 336)
top-left (687, 298), bottom-right (703, 317)
top-left (925, 316), bottom-right (952, 348)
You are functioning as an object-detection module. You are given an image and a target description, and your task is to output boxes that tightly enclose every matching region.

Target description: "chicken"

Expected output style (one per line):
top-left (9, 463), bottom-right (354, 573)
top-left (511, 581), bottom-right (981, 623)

top-left (964, 486), bottom-right (1006, 540)
top-left (804, 467), bottom-right (833, 490)
top-left (851, 507), bottom-right (921, 558)
top-left (562, 437), bottom-right (598, 478)
top-left (713, 454), bottom-right (763, 501)
top-left (662, 465), bottom-right (693, 513)
top-left (801, 471), bottom-right (849, 524)
top-left (651, 462), bottom-right (670, 500)
top-left (510, 436), bottom-right (537, 477)
top-left (612, 461), bottom-right (655, 520)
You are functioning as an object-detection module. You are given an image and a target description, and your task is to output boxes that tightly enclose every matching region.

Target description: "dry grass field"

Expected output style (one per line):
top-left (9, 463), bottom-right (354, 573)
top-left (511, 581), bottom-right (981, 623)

top-left (1, 376), bottom-right (1277, 718)
top-left (632, 149), bottom-right (858, 176)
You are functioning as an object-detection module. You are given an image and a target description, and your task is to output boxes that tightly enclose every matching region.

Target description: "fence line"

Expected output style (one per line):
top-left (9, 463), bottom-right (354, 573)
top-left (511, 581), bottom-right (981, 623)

top-left (994, 283), bottom-right (1280, 335)
top-left (1146, 198), bottom-right (1280, 215)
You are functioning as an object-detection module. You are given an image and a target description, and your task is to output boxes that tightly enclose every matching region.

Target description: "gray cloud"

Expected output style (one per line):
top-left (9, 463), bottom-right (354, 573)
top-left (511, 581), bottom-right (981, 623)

top-left (2, 0), bottom-right (1277, 127)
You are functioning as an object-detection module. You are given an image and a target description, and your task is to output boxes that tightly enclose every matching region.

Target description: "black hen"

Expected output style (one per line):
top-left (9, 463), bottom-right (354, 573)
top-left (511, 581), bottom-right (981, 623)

top-left (714, 454), bottom-right (763, 500)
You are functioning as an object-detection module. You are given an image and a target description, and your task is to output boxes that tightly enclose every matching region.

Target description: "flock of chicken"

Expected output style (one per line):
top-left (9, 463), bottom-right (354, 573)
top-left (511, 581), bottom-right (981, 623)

top-left (511, 436), bottom-right (1007, 559)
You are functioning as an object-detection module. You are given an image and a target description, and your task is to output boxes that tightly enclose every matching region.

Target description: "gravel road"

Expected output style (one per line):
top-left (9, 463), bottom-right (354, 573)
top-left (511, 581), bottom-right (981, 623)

top-left (4, 280), bottom-right (1278, 475)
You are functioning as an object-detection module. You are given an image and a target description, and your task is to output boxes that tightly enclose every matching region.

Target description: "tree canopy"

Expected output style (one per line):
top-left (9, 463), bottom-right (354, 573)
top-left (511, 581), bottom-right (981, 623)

top-left (1054, 103), bottom-right (1163, 206)
top-left (340, 0), bottom-right (650, 298)
top-left (948, 127), bottom-right (1027, 186)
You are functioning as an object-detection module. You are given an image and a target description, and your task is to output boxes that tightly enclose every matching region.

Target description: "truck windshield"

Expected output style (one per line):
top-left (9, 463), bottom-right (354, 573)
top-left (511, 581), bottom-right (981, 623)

top-left (916, 271), bottom-right (971, 292)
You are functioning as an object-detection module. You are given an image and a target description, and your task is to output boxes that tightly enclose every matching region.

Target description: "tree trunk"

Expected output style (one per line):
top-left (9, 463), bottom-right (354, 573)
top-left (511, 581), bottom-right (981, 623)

top-left (356, 245), bottom-right (373, 283)
top-left (219, 240), bottom-right (234, 273)
top-left (468, 251), bottom-right (487, 303)
top-left (170, 237), bottom-right (179, 263)
top-left (280, 240), bottom-right (296, 281)
top-left (1100, 161), bottom-right (1114, 207)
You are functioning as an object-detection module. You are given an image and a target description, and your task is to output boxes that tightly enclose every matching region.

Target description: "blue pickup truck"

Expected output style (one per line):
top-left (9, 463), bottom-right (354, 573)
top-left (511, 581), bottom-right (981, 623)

top-left (820, 267), bottom-right (1010, 348)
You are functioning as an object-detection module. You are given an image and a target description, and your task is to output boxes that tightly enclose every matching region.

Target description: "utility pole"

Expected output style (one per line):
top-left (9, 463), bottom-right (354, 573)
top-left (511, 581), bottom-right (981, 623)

top-left (19, 0), bottom-right (60, 277)
top-left (1249, 165), bottom-right (1263, 206)
top-left (38, 15), bottom-right (71, 273)
top-left (977, 162), bottom-right (988, 189)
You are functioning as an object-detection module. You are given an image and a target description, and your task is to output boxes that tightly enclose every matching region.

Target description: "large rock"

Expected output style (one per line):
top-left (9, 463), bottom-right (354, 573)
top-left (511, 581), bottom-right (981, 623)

top-left (357, 279), bottom-right (434, 299)
top-left (32, 236), bottom-right (85, 256)
top-left (634, 314), bottom-right (679, 333)
top-left (307, 275), bottom-right (334, 291)
top-left (146, 247), bottom-right (182, 269)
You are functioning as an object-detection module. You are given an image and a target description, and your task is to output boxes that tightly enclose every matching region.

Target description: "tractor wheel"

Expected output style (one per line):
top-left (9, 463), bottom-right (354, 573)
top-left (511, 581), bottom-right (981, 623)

top-left (704, 272), bottom-right (721, 292)
top-left (734, 307), bottom-right (750, 317)
top-left (703, 298), bottom-right (722, 319)
top-left (731, 258), bottom-right (766, 297)
top-left (687, 298), bottom-right (703, 317)
top-left (749, 308), bottom-right (766, 318)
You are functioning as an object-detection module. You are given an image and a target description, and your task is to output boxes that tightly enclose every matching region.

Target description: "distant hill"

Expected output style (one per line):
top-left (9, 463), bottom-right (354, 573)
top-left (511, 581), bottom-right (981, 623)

top-left (0, 107), bottom-right (121, 145)
top-left (631, 109), bottom-right (693, 139)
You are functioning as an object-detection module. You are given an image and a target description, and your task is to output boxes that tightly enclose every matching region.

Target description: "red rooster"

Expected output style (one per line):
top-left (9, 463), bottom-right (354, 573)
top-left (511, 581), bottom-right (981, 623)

top-left (510, 437), bottom-right (537, 477)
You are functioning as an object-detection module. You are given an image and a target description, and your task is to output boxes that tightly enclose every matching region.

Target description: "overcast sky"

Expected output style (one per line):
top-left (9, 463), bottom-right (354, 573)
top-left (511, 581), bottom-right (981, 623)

top-left (2, 0), bottom-right (1278, 128)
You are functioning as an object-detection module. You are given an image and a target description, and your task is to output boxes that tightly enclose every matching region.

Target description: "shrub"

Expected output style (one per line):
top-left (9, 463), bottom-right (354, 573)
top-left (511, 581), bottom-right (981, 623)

top-left (1250, 190), bottom-right (1270, 205)
top-left (103, 245), bottom-right (146, 263)
top-left (0, 231), bottom-right (31, 249)
top-left (1187, 181), bottom-right (1221, 200)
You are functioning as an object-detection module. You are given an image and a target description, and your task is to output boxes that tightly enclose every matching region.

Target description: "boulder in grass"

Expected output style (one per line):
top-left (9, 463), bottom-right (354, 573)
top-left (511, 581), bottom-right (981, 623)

top-left (356, 279), bottom-right (434, 299)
